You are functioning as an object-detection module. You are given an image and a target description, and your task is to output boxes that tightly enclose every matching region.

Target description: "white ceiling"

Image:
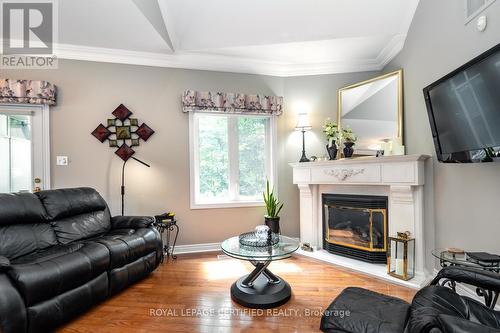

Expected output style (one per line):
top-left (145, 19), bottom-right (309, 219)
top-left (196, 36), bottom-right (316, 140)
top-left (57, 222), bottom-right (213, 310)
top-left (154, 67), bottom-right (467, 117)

top-left (53, 0), bottom-right (420, 76)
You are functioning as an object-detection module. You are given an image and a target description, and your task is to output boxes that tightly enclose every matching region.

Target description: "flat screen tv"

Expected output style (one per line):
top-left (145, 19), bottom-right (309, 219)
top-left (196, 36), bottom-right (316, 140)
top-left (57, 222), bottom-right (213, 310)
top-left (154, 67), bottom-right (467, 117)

top-left (424, 43), bottom-right (500, 163)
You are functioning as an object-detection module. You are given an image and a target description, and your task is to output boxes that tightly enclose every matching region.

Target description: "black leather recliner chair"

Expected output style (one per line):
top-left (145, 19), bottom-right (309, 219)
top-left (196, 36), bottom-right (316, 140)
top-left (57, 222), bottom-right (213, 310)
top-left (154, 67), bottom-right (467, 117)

top-left (320, 266), bottom-right (500, 333)
top-left (0, 187), bottom-right (163, 333)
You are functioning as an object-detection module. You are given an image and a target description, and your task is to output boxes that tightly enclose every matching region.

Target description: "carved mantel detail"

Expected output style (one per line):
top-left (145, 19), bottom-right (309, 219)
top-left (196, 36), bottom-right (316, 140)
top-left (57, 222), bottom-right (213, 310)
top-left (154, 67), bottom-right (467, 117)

top-left (323, 168), bottom-right (365, 181)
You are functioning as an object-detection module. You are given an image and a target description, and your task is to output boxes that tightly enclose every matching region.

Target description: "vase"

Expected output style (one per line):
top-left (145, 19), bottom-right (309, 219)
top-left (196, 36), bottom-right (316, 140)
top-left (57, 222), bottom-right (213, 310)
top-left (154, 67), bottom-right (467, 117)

top-left (343, 142), bottom-right (355, 158)
top-left (326, 141), bottom-right (338, 160)
top-left (264, 216), bottom-right (280, 234)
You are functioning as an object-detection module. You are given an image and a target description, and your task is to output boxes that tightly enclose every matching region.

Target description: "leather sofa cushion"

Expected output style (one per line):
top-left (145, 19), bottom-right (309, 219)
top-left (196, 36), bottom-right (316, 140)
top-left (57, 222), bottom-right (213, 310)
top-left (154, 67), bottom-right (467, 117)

top-left (91, 228), bottom-right (161, 269)
top-left (109, 252), bottom-right (157, 295)
top-left (36, 187), bottom-right (107, 220)
top-left (437, 314), bottom-right (500, 333)
top-left (0, 224), bottom-right (58, 260)
top-left (26, 272), bottom-right (108, 333)
top-left (0, 192), bottom-right (47, 226)
top-left (408, 286), bottom-right (500, 332)
top-left (111, 215), bottom-right (155, 229)
top-left (8, 242), bottom-right (110, 306)
top-left (51, 210), bottom-right (111, 244)
top-left (320, 287), bottom-right (410, 333)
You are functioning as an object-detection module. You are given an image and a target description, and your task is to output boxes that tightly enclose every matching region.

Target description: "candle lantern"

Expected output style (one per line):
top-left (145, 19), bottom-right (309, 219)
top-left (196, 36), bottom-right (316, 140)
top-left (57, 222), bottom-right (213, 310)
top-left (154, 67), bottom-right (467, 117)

top-left (387, 231), bottom-right (415, 281)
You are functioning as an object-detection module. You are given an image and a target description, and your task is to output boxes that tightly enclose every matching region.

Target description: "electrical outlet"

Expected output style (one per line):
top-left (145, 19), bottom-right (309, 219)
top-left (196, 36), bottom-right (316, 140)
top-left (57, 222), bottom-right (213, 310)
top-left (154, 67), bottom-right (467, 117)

top-left (56, 156), bottom-right (68, 166)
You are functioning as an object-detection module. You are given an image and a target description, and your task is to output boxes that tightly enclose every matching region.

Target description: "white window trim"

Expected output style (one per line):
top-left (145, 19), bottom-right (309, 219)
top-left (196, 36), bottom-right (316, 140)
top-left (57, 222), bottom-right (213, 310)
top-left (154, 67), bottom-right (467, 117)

top-left (189, 111), bottom-right (277, 209)
top-left (464, 0), bottom-right (496, 24)
top-left (0, 104), bottom-right (51, 191)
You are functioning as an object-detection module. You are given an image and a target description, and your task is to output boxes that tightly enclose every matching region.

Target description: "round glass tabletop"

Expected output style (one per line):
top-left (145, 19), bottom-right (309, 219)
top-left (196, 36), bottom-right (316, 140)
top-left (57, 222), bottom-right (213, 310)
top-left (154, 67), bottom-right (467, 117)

top-left (431, 249), bottom-right (500, 271)
top-left (221, 235), bottom-right (300, 261)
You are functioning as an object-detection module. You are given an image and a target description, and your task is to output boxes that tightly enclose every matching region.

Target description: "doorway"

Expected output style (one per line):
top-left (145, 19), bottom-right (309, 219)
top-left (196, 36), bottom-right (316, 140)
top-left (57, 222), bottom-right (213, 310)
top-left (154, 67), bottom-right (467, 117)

top-left (0, 104), bottom-right (50, 193)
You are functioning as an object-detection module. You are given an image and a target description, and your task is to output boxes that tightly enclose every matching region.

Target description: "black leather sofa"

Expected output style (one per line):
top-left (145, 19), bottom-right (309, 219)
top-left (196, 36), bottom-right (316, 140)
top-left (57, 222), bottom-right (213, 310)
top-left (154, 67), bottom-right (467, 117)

top-left (321, 266), bottom-right (500, 333)
top-left (0, 187), bottom-right (163, 333)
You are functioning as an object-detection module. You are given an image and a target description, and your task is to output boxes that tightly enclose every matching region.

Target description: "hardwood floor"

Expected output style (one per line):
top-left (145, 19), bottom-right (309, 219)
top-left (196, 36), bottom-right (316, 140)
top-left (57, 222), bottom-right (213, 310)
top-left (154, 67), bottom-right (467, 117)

top-left (58, 252), bottom-right (416, 333)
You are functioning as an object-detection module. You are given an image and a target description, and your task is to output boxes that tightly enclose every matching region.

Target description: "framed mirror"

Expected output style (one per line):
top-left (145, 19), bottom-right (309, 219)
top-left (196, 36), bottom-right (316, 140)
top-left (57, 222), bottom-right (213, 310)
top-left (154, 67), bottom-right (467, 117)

top-left (338, 70), bottom-right (403, 155)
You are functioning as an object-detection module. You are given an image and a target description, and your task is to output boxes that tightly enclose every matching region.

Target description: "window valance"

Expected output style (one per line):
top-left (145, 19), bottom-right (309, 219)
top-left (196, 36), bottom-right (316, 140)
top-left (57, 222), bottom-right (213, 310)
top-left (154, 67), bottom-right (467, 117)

top-left (182, 90), bottom-right (283, 116)
top-left (0, 79), bottom-right (57, 106)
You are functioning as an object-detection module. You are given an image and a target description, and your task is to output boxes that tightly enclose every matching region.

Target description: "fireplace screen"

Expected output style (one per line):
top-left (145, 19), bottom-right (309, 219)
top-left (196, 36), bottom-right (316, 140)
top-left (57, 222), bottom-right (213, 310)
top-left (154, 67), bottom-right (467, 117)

top-left (325, 206), bottom-right (387, 252)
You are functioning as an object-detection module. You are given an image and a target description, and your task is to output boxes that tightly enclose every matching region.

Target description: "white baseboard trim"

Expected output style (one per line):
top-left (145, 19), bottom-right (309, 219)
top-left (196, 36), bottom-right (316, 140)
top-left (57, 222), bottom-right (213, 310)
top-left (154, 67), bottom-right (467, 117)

top-left (173, 237), bottom-right (299, 255)
top-left (174, 242), bottom-right (221, 254)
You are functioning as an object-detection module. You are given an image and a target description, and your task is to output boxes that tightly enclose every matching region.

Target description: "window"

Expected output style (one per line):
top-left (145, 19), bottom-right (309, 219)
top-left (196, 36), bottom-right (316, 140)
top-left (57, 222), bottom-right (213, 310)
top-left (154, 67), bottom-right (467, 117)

top-left (190, 112), bottom-right (276, 208)
top-left (464, 0), bottom-right (496, 23)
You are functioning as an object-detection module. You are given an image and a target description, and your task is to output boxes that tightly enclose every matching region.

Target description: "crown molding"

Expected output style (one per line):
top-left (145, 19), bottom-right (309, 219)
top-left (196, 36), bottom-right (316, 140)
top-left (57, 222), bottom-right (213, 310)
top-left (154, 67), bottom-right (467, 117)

top-left (376, 34), bottom-right (407, 69)
top-left (53, 41), bottom-right (406, 77)
top-left (0, 37), bottom-right (405, 77)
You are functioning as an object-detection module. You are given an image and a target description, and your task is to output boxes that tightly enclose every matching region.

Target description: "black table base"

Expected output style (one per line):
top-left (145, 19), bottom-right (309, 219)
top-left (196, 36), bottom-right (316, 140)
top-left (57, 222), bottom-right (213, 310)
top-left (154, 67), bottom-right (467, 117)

top-left (155, 220), bottom-right (179, 261)
top-left (230, 260), bottom-right (291, 308)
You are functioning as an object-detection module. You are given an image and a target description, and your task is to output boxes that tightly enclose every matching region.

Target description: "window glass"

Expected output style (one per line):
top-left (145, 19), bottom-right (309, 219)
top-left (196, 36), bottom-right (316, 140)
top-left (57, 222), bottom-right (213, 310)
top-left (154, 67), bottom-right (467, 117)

top-left (192, 113), bottom-right (274, 207)
top-left (238, 117), bottom-right (267, 199)
top-left (197, 115), bottom-right (229, 201)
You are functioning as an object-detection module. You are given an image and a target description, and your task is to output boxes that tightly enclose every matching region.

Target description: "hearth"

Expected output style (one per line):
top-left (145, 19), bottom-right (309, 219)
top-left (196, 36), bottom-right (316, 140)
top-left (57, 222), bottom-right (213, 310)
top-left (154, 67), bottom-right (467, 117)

top-left (322, 194), bottom-right (388, 264)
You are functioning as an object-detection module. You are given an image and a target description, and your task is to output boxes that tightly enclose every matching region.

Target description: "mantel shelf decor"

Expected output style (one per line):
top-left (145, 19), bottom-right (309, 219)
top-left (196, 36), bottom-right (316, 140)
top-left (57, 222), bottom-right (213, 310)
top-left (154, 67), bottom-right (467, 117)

top-left (91, 104), bottom-right (155, 161)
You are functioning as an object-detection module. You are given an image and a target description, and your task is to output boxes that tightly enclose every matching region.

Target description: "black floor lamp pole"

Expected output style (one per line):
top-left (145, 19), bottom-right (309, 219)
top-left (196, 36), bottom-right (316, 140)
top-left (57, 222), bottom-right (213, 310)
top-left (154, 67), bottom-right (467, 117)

top-left (299, 129), bottom-right (310, 162)
top-left (121, 156), bottom-right (151, 216)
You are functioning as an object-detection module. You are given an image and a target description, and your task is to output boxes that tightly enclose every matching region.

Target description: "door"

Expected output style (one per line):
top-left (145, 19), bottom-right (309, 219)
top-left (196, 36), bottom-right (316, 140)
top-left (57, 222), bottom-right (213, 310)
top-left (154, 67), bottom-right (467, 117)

top-left (0, 104), bottom-right (50, 193)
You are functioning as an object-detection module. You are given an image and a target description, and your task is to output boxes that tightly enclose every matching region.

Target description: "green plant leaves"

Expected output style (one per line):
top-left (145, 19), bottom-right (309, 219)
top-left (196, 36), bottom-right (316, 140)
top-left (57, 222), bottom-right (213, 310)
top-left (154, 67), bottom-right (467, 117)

top-left (263, 179), bottom-right (283, 218)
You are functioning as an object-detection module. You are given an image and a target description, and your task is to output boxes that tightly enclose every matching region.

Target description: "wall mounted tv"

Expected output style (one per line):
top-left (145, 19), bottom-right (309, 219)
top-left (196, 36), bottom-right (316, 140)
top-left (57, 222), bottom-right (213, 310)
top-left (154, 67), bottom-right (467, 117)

top-left (424, 43), bottom-right (500, 163)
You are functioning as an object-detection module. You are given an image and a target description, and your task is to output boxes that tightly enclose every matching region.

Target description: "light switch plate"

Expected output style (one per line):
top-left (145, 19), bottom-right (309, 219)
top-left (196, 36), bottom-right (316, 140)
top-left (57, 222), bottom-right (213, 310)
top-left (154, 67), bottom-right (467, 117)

top-left (56, 156), bottom-right (68, 166)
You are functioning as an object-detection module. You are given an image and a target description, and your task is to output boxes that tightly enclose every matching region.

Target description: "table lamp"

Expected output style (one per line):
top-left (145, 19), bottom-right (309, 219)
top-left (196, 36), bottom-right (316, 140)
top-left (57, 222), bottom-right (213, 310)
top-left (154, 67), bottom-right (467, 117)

top-left (295, 113), bottom-right (312, 162)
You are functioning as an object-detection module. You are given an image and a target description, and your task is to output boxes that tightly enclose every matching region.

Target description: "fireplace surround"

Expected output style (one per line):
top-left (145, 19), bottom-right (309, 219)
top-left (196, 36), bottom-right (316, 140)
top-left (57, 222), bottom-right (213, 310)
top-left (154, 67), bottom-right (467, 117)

top-left (290, 154), bottom-right (431, 283)
top-left (323, 194), bottom-right (388, 263)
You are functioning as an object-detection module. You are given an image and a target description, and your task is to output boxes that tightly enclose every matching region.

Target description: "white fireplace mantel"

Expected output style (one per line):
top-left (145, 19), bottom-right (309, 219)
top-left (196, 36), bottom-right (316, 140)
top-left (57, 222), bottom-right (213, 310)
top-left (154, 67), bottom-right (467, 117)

top-left (290, 154), bottom-right (431, 285)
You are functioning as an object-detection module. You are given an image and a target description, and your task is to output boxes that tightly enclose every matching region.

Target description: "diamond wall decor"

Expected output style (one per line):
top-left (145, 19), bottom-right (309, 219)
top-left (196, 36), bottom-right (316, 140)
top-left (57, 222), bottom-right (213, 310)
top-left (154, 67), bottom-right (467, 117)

top-left (91, 104), bottom-right (155, 161)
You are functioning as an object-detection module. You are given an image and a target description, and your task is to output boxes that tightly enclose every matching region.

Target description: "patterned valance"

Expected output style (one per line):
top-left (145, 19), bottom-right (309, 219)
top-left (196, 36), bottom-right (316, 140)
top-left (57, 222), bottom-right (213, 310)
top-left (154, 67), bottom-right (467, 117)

top-left (0, 79), bottom-right (57, 106)
top-left (182, 90), bottom-right (283, 115)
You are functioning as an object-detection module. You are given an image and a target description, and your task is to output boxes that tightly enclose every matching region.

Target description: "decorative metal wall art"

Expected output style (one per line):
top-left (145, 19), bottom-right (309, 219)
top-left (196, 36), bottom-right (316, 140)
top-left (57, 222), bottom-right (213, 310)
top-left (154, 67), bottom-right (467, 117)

top-left (91, 104), bottom-right (155, 161)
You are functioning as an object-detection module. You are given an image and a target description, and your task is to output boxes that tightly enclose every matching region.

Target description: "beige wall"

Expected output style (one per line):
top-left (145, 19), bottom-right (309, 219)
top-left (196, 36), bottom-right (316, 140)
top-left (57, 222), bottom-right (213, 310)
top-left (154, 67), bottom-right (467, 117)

top-left (2, 60), bottom-right (286, 245)
top-left (2, 59), bottom-right (375, 246)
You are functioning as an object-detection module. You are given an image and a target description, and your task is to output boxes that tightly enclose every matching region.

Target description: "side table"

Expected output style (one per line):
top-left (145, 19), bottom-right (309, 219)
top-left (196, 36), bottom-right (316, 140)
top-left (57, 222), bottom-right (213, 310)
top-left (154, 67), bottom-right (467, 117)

top-left (432, 249), bottom-right (500, 309)
top-left (155, 219), bottom-right (179, 261)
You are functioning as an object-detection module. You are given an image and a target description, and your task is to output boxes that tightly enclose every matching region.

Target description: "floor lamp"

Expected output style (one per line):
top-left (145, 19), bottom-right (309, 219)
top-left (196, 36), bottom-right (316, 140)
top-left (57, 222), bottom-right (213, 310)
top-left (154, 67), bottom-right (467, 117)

top-left (295, 113), bottom-right (312, 162)
top-left (121, 156), bottom-right (150, 216)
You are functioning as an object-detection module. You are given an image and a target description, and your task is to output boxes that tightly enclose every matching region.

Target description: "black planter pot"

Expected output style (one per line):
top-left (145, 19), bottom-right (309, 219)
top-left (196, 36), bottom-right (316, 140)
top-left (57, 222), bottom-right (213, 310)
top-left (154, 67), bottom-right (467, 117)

top-left (264, 216), bottom-right (280, 233)
top-left (326, 142), bottom-right (338, 160)
top-left (343, 142), bottom-right (355, 158)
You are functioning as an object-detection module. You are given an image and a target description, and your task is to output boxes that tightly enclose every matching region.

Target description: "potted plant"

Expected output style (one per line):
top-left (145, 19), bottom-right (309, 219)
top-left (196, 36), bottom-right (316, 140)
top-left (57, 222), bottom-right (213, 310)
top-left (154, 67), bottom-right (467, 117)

top-left (323, 118), bottom-right (339, 160)
top-left (263, 180), bottom-right (284, 233)
top-left (341, 127), bottom-right (357, 158)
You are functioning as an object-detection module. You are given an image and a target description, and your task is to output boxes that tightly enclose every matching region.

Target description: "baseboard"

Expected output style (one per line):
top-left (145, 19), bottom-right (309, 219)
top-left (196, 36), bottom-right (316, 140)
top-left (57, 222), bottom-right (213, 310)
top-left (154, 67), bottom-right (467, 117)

top-left (432, 268), bottom-right (500, 310)
top-left (173, 237), bottom-right (299, 255)
top-left (174, 242), bottom-right (221, 254)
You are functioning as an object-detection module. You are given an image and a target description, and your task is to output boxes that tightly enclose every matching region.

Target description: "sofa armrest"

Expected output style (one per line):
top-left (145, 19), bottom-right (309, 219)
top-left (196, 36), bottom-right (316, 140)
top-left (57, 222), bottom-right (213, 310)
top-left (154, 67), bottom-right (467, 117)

top-left (437, 314), bottom-right (500, 333)
top-left (0, 274), bottom-right (27, 333)
top-left (111, 215), bottom-right (155, 229)
top-left (0, 256), bottom-right (10, 272)
top-left (431, 266), bottom-right (500, 292)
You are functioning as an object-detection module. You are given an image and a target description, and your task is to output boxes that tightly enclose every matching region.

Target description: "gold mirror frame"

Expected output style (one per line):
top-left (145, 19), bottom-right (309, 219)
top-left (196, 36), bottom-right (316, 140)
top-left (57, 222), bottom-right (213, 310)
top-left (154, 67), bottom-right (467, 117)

top-left (337, 69), bottom-right (404, 153)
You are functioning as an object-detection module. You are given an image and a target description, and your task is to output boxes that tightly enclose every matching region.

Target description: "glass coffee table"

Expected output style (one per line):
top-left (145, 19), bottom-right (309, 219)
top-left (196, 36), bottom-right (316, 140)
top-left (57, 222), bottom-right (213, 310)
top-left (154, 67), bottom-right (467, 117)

top-left (221, 235), bottom-right (300, 309)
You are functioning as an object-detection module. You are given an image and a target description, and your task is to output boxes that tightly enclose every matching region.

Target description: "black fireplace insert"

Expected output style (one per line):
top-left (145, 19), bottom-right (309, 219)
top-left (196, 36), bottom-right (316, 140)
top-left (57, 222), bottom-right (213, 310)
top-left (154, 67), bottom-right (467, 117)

top-left (322, 194), bottom-right (388, 263)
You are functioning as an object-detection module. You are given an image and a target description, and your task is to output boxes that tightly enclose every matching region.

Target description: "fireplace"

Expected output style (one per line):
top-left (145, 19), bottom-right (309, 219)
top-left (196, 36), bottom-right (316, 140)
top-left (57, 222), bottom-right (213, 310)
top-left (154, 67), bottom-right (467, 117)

top-left (322, 194), bottom-right (388, 263)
